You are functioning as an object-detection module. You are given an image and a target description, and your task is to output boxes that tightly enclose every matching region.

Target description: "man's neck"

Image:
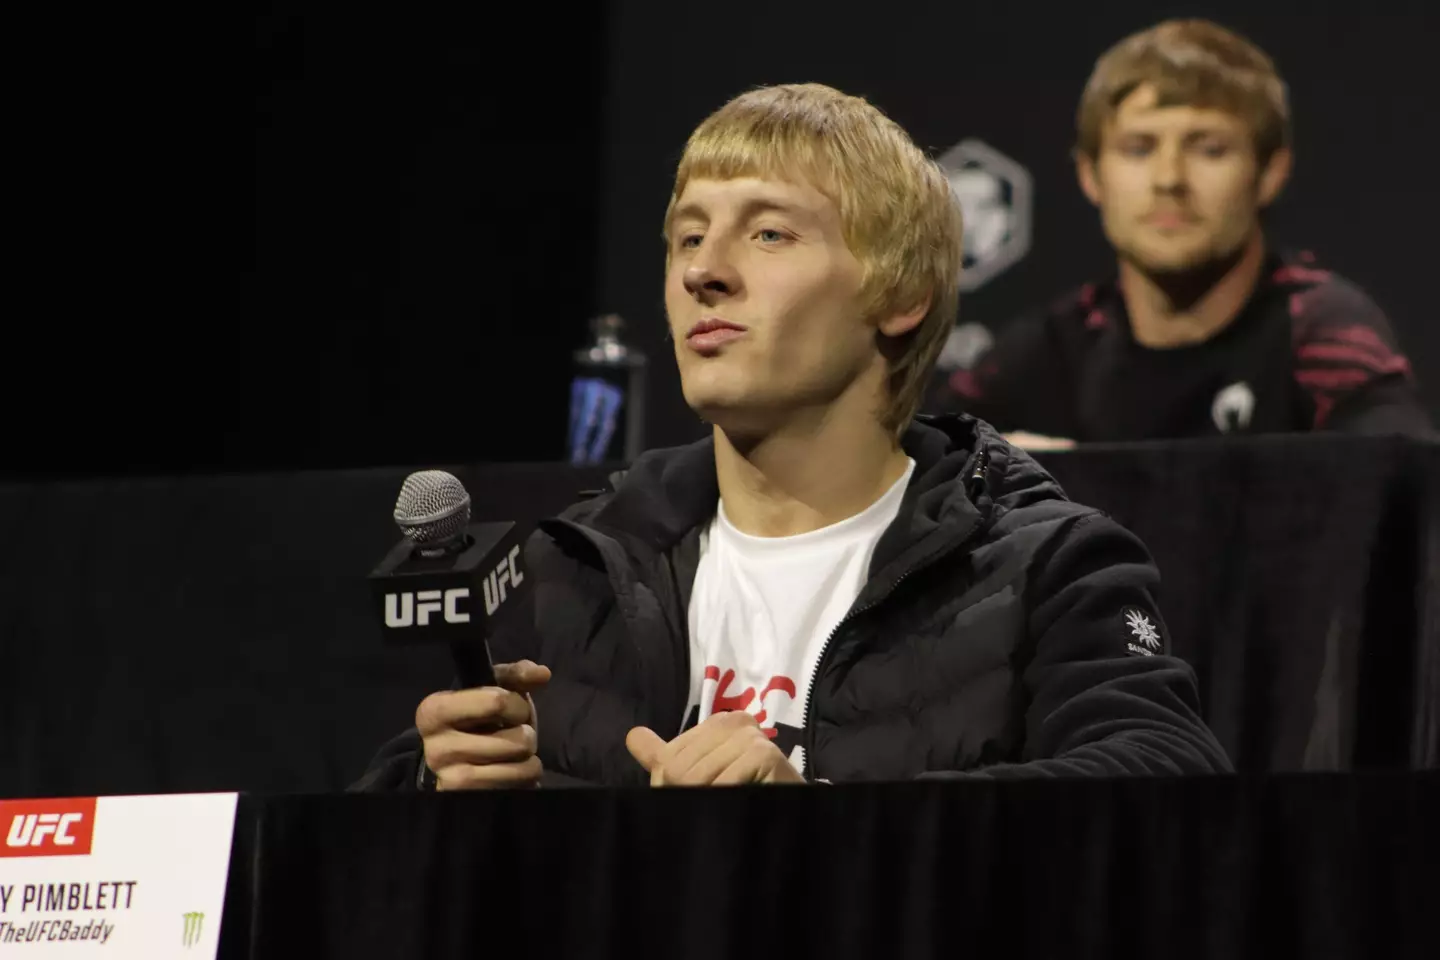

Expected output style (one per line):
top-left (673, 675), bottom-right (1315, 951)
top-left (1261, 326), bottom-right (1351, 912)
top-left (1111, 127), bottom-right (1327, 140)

top-left (1119, 232), bottom-right (1267, 349)
top-left (712, 408), bottom-right (911, 539)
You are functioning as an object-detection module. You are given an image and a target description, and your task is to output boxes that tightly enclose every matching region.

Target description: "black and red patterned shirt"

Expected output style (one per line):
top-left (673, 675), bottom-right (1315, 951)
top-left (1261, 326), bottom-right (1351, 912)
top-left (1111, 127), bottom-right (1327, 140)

top-left (935, 251), bottom-right (1433, 440)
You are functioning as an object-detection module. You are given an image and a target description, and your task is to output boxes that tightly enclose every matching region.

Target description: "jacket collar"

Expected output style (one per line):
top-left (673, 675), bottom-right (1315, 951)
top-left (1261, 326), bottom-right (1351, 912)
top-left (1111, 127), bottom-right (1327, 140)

top-left (578, 414), bottom-right (1037, 569)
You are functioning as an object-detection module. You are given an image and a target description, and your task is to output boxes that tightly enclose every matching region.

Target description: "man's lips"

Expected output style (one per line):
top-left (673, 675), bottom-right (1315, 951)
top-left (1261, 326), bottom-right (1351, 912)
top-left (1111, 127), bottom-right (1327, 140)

top-left (1145, 211), bottom-right (1200, 229)
top-left (687, 318), bottom-right (747, 337)
top-left (685, 318), bottom-right (747, 354)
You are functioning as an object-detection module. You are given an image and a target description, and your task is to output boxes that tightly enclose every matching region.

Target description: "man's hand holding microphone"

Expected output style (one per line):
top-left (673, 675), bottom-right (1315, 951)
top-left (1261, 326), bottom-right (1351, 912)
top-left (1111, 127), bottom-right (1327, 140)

top-left (417, 661), bottom-right (550, 790)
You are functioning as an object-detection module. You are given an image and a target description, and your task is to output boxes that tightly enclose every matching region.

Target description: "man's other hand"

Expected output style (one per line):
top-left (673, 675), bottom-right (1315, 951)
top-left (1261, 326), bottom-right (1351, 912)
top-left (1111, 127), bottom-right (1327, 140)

top-left (626, 711), bottom-right (805, 786)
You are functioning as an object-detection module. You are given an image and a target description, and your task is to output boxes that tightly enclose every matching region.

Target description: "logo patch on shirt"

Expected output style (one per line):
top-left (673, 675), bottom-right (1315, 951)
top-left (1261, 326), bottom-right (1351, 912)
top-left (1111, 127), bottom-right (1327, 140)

top-left (1211, 381), bottom-right (1255, 433)
top-left (1123, 607), bottom-right (1162, 656)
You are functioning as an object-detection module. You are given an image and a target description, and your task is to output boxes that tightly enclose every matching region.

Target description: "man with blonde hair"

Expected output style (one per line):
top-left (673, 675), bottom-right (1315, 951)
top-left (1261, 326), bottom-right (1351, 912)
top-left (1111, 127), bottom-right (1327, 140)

top-left (357, 83), bottom-right (1229, 790)
top-left (940, 19), bottom-right (1431, 444)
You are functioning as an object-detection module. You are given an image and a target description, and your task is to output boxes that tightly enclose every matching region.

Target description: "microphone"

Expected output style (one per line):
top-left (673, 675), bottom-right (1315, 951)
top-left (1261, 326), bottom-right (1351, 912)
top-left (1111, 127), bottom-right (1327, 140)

top-left (367, 470), bottom-right (531, 689)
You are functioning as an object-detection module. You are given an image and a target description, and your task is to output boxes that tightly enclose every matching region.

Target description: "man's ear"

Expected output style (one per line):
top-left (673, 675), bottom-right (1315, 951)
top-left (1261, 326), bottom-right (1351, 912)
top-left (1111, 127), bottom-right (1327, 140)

top-left (878, 296), bottom-right (930, 338)
top-left (1257, 146), bottom-right (1292, 208)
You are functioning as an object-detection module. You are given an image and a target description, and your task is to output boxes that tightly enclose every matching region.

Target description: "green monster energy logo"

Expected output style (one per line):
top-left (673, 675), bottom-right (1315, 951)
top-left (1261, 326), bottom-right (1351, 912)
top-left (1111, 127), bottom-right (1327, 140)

top-left (182, 911), bottom-right (204, 947)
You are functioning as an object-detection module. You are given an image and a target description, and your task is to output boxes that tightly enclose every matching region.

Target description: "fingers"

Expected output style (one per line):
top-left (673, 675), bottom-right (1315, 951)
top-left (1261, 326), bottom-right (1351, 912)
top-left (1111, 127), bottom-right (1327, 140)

top-left (425, 724), bottom-right (537, 769)
top-left (416, 686), bottom-right (534, 736)
top-left (672, 727), bottom-right (761, 785)
top-left (434, 755), bottom-right (543, 791)
top-left (493, 660), bottom-right (552, 694)
top-left (661, 711), bottom-right (758, 782)
top-left (414, 663), bottom-right (550, 791)
top-left (627, 712), bottom-right (764, 786)
top-left (414, 661), bottom-right (551, 735)
top-left (626, 726), bottom-right (666, 773)
top-left (714, 740), bottom-right (783, 785)
top-left (422, 708), bottom-right (541, 791)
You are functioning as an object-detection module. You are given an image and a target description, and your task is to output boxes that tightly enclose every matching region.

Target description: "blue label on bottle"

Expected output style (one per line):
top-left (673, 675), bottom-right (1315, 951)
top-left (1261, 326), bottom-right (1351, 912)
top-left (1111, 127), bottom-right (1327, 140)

top-left (567, 376), bottom-right (625, 464)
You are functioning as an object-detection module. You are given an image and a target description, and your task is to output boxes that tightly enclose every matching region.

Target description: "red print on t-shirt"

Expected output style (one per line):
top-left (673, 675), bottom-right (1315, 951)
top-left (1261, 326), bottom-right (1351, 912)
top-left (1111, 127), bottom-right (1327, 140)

top-left (702, 666), bottom-right (797, 739)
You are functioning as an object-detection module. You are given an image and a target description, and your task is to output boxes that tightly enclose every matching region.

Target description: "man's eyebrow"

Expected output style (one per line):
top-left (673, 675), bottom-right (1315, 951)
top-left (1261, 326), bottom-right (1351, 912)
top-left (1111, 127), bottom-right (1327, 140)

top-left (667, 197), bottom-right (811, 234)
top-left (668, 201), bottom-right (708, 230)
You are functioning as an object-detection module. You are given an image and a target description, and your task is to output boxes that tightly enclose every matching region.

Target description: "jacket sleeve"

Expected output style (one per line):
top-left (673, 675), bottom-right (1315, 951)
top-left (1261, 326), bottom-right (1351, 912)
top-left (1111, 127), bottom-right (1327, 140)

top-left (933, 512), bottom-right (1233, 779)
top-left (348, 526), bottom-right (613, 792)
top-left (348, 725), bottom-right (429, 792)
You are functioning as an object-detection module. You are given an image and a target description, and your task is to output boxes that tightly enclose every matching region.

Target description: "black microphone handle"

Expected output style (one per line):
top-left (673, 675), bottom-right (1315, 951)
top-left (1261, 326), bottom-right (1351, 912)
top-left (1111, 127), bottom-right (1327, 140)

top-left (449, 637), bottom-right (498, 690)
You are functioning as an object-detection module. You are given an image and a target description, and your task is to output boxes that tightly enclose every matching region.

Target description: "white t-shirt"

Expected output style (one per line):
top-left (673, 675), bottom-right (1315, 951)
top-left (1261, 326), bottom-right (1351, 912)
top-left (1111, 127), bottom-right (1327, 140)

top-left (683, 458), bottom-right (916, 773)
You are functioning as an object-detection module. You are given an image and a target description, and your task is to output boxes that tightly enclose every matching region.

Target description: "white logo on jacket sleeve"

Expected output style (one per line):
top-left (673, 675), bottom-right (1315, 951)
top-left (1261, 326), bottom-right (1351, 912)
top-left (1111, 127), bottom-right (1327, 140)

top-left (1123, 607), bottom-right (1162, 656)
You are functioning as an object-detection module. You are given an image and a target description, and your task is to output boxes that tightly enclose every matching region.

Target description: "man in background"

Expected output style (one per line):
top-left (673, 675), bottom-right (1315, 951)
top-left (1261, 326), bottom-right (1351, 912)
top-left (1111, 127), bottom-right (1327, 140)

top-left (933, 19), bottom-right (1432, 446)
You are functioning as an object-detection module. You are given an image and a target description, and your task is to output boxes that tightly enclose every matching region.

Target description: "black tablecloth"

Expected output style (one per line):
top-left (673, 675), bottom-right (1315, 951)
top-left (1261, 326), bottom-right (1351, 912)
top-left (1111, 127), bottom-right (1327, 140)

top-left (0, 435), bottom-right (1435, 802)
top-left (218, 773), bottom-right (1439, 960)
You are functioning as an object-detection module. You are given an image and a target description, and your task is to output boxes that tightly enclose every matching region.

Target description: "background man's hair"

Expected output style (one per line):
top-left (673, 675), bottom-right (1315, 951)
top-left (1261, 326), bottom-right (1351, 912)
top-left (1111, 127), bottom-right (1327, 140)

top-left (1076, 19), bottom-right (1291, 164)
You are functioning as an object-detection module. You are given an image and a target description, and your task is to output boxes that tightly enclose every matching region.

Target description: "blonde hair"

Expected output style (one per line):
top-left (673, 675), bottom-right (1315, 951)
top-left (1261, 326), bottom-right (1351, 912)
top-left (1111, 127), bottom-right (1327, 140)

top-left (663, 83), bottom-right (965, 435)
top-left (1077, 19), bottom-right (1291, 163)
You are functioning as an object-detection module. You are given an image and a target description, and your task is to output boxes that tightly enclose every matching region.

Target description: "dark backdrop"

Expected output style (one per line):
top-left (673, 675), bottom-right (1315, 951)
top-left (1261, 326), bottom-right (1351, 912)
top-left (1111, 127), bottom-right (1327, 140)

top-left (252, 4), bottom-right (607, 473)
top-left (595, 5), bottom-right (1440, 451)
top-left (6, 4), bottom-right (611, 482)
top-left (23, 14), bottom-right (1440, 472)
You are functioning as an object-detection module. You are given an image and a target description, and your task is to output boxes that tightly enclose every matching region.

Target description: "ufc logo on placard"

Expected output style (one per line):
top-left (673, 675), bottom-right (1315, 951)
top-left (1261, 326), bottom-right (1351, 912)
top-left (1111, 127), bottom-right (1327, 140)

top-left (384, 589), bottom-right (470, 628)
top-left (0, 798), bottom-right (96, 857)
top-left (483, 546), bottom-right (524, 614)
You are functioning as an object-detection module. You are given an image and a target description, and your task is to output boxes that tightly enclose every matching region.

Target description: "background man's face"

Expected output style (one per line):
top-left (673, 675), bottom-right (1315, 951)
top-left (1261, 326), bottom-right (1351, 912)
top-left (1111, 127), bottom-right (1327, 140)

top-left (1079, 84), bottom-right (1286, 276)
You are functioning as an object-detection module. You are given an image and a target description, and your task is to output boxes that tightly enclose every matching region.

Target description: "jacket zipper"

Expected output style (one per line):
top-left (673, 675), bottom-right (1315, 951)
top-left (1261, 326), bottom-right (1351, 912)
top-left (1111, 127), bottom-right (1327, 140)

top-left (800, 449), bottom-right (991, 781)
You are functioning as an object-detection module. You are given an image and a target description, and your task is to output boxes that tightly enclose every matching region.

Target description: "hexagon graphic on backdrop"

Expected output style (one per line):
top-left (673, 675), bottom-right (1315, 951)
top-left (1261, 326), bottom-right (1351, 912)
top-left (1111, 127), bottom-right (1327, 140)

top-left (938, 138), bottom-right (1033, 293)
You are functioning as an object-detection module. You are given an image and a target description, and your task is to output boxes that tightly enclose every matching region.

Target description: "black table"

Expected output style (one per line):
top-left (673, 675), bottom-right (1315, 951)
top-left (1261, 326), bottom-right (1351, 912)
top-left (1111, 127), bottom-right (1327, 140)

top-left (219, 773), bottom-right (1439, 959)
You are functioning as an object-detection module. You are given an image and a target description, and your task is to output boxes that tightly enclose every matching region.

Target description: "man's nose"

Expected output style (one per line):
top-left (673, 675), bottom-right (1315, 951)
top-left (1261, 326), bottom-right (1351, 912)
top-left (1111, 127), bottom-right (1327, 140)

top-left (683, 238), bottom-right (740, 300)
top-left (1152, 143), bottom-right (1187, 194)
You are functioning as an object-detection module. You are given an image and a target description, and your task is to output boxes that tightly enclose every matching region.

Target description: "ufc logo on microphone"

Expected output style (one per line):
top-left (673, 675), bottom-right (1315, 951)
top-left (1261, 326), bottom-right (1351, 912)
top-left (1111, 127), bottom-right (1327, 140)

top-left (1, 798), bottom-right (96, 858)
top-left (384, 589), bottom-right (470, 628)
top-left (483, 546), bottom-right (524, 614)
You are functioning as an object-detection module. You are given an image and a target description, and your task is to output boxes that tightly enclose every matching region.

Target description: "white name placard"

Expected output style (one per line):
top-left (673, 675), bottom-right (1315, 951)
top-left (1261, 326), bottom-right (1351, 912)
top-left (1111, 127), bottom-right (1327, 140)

top-left (0, 793), bottom-right (237, 958)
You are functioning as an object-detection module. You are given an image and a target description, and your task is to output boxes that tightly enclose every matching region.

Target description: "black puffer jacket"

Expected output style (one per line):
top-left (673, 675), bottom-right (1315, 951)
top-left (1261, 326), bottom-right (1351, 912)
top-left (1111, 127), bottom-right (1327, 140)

top-left (355, 415), bottom-right (1231, 788)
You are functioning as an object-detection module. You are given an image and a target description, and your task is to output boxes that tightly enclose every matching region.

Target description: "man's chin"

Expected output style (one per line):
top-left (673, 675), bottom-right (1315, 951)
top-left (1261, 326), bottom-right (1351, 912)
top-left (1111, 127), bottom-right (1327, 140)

top-left (1126, 243), bottom-right (1214, 277)
top-left (685, 393), bottom-right (779, 439)
top-left (687, 396), bottom-right (750, 425)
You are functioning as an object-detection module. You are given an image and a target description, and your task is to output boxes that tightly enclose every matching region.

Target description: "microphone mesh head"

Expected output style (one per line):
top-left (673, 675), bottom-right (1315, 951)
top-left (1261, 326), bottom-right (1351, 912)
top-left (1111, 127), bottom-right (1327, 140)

top-left (393, 470), bottom-right (472, 548)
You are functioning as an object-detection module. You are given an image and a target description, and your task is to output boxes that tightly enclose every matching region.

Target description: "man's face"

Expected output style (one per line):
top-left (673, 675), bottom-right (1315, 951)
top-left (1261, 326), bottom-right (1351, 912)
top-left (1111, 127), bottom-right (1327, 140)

top-left (1078, 84), bottom-right (1289, 275)
top-left (664, 176), bottom-right (878, 432)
